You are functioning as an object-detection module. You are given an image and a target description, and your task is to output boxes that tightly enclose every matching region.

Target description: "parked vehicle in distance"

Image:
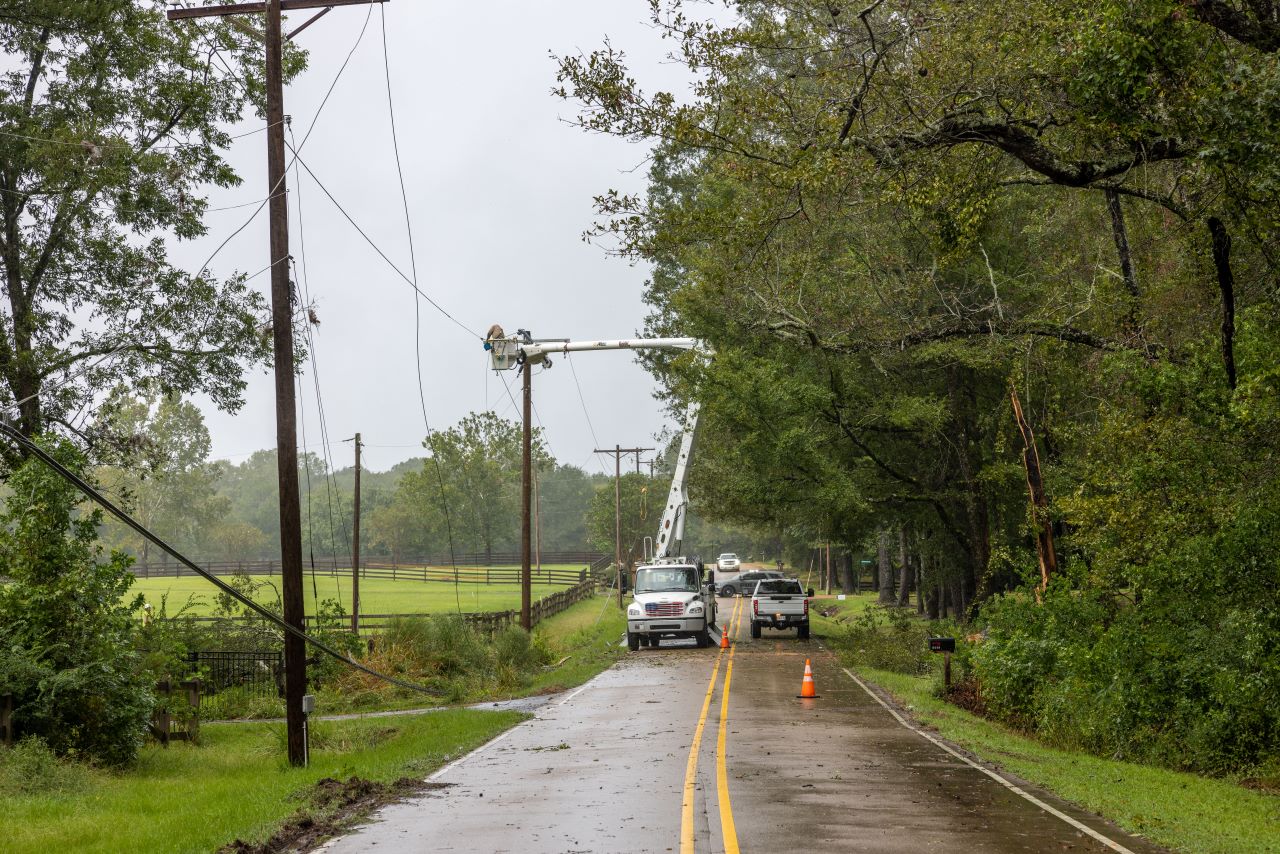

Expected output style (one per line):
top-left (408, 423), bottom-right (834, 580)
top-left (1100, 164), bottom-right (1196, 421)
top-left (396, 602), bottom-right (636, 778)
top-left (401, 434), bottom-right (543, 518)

top-left (717, 553), bottom-right (741, 571)
top-left (749, 578), bottom-right (813, 639)
top-left (626, 564), bottom-right (717, 650)
top-left (718, 569), bottom-right (783, 597)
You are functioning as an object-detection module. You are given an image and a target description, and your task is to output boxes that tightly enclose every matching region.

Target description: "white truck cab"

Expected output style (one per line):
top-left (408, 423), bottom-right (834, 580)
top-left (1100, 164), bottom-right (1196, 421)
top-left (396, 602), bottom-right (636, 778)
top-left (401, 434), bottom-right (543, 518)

top-left (626, 563), bottom-right (717, 650)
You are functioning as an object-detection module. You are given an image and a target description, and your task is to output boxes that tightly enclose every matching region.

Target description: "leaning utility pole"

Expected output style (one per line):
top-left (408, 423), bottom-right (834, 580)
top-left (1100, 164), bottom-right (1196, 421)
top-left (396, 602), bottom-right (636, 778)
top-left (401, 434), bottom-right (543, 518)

top-left (351, 432), bottom-right (362, 634)
top-left (167, 0), bottom-right (388, 768)
top-left (595, 445), bottom-right (654, 607)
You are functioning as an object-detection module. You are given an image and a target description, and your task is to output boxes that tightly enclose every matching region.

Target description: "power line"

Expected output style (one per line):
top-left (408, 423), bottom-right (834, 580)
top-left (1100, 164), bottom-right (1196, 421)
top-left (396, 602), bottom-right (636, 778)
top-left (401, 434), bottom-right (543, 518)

top-left (566, 353), bottom-right (611, 474)
top-left (0, 419), bottom-right (438, 696)
top-left (286, 148), bottom-right (480, 341)
top-left (379, 4), bottom-right (463, 615)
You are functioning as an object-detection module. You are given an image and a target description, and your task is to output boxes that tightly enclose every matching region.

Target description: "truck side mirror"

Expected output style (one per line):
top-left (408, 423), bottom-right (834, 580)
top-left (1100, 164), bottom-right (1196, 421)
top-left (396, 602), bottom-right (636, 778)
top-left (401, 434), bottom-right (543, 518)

top-left (807, 588), bottom-right (815, 598)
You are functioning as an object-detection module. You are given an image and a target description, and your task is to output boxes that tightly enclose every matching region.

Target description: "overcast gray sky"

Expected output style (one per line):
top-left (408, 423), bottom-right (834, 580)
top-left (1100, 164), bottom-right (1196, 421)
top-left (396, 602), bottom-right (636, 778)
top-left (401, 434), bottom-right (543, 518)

top-left (169, 2), bottom-right (695, 475)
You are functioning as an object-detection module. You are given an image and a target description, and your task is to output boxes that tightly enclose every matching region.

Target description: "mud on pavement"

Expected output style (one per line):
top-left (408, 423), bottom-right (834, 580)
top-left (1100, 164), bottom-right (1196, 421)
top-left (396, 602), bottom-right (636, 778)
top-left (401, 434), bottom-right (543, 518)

top-left (219, 776), bottom-right (451, 853)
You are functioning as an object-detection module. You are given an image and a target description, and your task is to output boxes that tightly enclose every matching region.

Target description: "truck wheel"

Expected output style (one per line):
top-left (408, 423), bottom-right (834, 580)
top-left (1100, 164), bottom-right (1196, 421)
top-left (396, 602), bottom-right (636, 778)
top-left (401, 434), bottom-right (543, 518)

top-left (627, 632), bottom-right (640, 652)
top-left (639, 635), bottom-right (650, 647)
top-left (750, 620), bottom-right (761, 639)
top-left (797, 625), bottom-right (810, 640)
top-left (720, 585), bottom-right (736, 597)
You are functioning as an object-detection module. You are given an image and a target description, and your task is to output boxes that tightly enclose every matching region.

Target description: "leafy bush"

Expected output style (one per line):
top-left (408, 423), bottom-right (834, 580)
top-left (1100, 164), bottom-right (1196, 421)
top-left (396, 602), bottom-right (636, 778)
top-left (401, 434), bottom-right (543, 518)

top-left (0, 441), bottom-right (153, 766)
top-left (974, 581), bottom-right (1280, 775)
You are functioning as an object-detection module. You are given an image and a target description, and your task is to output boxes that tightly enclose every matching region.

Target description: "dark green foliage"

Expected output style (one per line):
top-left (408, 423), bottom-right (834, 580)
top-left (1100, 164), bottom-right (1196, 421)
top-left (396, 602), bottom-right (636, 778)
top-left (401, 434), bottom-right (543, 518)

top-left (0, 440), bottom-right (152, 766)
top-left (975, 582), bottom-right (1280, 775)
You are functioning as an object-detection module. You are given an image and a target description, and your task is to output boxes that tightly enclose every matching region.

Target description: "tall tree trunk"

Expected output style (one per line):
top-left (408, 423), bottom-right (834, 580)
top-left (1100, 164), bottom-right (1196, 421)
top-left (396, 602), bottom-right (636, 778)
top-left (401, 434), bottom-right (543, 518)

top-left (1105, 188), bottom-right (1141, 331)
top-left (877, 531), bottom-right (894, 605)
top-left (925, 562), bottom-right (940, 620)
top-left (839, 549), bottom-right (854, 594)
top-left (1207, 216), bottom-right (1237, 389)
top-left (896, 528), bottom-right (911, 608)
top-left (915, 558), bottom-right (924, 615)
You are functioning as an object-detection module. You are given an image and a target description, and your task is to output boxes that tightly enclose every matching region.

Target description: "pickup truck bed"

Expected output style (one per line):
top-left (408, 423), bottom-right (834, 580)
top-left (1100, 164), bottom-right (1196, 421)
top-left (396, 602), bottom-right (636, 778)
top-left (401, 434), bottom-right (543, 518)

top-left (750, 579), bottom-right (811, 639)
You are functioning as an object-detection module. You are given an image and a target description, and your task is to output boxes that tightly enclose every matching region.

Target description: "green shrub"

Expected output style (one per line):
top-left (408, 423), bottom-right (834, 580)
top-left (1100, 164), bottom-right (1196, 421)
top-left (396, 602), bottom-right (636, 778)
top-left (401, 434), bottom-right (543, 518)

top-left (973, 580), bottom-right (1280, 775)
top-left (0, 441), bottom-right (153, 766)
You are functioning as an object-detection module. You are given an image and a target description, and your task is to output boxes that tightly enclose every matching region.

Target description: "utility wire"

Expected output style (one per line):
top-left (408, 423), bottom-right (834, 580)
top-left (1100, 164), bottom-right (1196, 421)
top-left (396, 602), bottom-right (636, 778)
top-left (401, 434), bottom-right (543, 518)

top-left (378, 5), bottom-right (464, 614)
top-left (285, 148), bottom-right (480, 342)
top-left (0, 420), bottom-right (439, 697)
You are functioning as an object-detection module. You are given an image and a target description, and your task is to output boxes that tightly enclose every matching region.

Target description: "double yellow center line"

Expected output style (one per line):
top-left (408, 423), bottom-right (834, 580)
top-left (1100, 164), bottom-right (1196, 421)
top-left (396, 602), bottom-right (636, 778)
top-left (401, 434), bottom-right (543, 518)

top-left (680, 597), bottom-right (742, 854)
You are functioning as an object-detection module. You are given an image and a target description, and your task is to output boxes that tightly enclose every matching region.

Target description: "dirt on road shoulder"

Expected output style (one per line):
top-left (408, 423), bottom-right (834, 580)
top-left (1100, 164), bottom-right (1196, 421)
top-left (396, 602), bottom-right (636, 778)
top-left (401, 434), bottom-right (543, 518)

top-left (219, 775), bottom-right (451, 853)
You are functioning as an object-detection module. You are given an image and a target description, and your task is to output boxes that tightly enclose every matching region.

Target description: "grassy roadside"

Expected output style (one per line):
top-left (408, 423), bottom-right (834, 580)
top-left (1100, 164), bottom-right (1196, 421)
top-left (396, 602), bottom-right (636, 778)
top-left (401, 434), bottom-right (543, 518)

top-left (191, 592), bottom-right (627, 720)
top-left (528, 592), bottom-right (627, 694)
top-left (812, 607), bottom-right (1280, 854)
top-left (0, 595), bottom-right (630, 854)
top-left (0, 710), bottom-right (521, 854)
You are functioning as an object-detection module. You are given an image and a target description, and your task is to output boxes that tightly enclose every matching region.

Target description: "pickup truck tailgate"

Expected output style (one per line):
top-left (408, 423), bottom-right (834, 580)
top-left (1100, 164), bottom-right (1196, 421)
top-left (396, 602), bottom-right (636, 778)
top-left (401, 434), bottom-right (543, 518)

top-left (755, 594), bottom-right (806, 615)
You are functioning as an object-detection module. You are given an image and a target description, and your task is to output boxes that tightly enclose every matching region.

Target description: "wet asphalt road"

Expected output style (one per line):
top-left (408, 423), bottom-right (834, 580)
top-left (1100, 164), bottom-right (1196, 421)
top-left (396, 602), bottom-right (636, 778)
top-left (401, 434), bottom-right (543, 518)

top-left (323, 598), bottom-right (1165, 854)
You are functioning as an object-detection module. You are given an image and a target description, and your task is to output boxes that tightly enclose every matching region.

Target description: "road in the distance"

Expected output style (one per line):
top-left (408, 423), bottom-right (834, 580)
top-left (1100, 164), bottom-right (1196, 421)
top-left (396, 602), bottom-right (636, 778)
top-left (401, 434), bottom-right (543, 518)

top-left (323, 597), bottom-right (1165, 854)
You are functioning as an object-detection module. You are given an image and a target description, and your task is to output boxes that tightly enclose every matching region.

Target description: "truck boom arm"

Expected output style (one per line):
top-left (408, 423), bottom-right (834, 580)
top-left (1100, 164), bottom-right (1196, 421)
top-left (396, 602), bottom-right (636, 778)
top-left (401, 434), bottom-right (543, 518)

top-left (655, 403), bottom-right (699, 561)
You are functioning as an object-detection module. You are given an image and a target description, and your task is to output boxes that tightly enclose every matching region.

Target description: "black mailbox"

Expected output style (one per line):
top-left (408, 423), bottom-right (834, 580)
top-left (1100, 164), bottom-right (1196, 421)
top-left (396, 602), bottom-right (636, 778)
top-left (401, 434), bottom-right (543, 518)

top-left (928, 636), bottom-right (955, 653)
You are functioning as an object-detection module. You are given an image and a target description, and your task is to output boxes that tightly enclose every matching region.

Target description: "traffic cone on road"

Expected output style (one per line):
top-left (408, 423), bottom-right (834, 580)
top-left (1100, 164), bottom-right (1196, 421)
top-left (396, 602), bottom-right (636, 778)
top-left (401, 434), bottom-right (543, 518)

top-left (797, 658), bottom-right (819, 698)
top-left (720, 626), bottom-right (730, 649)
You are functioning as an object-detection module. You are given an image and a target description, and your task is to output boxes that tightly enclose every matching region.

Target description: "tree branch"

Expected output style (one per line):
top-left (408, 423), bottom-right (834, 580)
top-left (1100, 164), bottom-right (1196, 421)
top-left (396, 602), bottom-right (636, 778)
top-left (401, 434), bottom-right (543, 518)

top-left (880, 112), bottom-right (1188, 187)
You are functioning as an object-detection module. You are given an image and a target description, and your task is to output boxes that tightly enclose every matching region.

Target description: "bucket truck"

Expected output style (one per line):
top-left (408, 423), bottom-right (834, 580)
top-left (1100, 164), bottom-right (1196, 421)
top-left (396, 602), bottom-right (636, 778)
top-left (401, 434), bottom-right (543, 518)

top-left (483, 328), bottom-right (715, 650)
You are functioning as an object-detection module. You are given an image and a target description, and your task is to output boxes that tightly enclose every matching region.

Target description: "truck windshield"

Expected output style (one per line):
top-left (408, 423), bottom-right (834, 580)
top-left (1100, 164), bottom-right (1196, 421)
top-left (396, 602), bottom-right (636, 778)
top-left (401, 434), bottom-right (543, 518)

top-left (755, 580), bottom-right (803, 595)
top-left (636, 568), bottom-right (700, 593)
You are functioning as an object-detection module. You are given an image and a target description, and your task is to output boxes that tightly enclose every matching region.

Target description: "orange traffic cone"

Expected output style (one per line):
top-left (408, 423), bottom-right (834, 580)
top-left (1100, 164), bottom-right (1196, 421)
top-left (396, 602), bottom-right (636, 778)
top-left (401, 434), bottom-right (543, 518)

top-left (720, 626), bottom-right (730, 649)
top-left (797, 658), bottom-right (819, 698)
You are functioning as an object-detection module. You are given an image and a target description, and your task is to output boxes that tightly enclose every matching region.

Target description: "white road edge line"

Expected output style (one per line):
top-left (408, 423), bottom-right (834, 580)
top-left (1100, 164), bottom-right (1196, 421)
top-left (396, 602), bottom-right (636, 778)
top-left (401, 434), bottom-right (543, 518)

top-left (841, 667), bottom-right (1137, 854)
top-left (427, 728), bottom-right (514, 782)
top-left (431, 666), bottom-right (606, 782)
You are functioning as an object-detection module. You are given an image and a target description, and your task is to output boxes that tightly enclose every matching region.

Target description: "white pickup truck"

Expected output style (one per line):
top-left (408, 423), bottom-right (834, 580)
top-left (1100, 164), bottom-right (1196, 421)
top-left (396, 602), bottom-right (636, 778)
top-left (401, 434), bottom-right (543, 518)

top-left (749, 578), bottom-right (814, 640)
top-left (626, 564), bottom-right (717, 650)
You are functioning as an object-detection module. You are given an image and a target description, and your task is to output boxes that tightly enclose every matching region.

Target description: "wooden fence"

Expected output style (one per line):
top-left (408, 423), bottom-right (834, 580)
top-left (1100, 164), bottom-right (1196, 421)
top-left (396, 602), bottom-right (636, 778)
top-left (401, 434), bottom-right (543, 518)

top-left (128, 551), bottom-right (606, 584)
top-left (181, 575), bottom-right (601, 637)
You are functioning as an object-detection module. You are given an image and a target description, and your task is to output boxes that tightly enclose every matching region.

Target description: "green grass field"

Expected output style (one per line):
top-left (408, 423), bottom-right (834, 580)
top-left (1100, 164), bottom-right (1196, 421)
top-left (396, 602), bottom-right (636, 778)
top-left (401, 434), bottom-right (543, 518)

top-left (0, 710), bottom-right (521, 854)
top-left (131, 566), bottom-right (584, 616)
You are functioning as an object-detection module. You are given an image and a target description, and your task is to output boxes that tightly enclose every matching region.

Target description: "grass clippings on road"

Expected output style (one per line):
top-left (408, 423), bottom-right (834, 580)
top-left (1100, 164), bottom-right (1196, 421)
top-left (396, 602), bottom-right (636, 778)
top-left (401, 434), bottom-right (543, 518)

top-left (812, 606), bottom-right (1280, 854)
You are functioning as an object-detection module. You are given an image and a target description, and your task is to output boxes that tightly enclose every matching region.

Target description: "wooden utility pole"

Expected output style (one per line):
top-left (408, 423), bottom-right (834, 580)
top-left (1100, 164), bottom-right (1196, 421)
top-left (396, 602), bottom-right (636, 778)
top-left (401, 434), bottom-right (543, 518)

top-left (521, 366), bottom-right (532, 630)
top-left (167, 0), bottom-right (388, 768)
top-left (533, 464), bottom-right (542, 575)
top-left (595, 445), bottom-right (654, 606)
top-left (351, 433), bottom-right (361, 634)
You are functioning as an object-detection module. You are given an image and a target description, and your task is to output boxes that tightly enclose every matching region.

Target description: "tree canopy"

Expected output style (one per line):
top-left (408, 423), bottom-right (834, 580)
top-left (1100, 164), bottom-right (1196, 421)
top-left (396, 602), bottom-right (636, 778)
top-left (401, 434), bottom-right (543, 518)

top-left (0, 0), bottom-right (305, 471)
